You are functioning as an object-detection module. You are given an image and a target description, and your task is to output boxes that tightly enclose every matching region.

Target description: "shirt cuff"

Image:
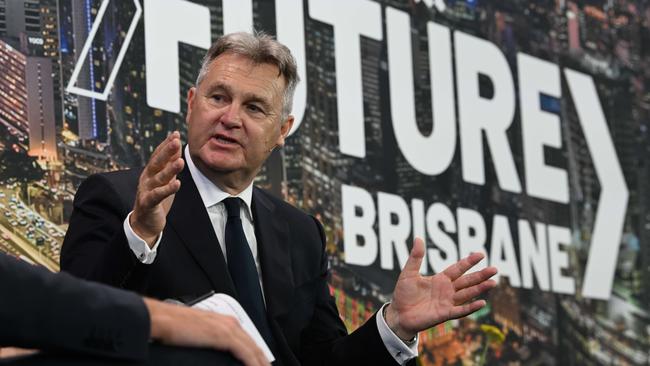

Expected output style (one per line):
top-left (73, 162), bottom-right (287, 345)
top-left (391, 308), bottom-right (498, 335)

top-left (376, 303), bottom-right (418, 365)
top-left (123, 211), bottom-right (162, 264)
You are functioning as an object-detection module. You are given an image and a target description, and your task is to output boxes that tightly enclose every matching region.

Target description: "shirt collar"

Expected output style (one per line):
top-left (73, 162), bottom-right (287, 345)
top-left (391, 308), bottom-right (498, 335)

top-left (184, 145), bottom-right (254, 220)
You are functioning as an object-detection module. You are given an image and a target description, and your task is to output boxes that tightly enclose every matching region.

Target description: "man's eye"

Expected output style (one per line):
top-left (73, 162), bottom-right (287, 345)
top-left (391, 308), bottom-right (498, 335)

top-left (247, 104), bottom-right (264, 114)
top-left (211, 95), bottom-right (224, 102)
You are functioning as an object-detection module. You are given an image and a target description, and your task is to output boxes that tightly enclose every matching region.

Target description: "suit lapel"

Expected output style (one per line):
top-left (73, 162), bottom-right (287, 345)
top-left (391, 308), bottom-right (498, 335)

top-left (252, 188), bottom-right (294, 319)
top-left (167, 164), bottom-right (236, 297)
top-left (166, 167), bottom-right (294, 318)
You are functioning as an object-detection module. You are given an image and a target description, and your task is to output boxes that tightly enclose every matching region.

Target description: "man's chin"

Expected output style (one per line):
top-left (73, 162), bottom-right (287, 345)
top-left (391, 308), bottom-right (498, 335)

top-left (194, 154), bottom-right (242, 174)
top-left (203, 162), bottom-right (242, 174)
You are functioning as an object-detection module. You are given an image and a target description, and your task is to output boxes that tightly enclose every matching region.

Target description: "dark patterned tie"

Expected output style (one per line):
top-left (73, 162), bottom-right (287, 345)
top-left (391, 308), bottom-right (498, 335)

top-left (223, 197), bottom-right (275, 349)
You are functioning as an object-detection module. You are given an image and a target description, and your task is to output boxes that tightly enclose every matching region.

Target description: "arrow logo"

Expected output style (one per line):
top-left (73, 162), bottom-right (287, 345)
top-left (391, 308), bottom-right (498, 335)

top-left (565, 69), bottom-right (629, 300)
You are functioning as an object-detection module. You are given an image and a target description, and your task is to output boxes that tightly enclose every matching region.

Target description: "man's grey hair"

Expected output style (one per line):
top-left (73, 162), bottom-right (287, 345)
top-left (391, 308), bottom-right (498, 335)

top-left (195, 32), bottom-right (299, 121)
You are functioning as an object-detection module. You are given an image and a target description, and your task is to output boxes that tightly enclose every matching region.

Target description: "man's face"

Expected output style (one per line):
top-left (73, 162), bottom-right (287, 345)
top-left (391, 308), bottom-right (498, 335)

top-left (186, 52), bottom-right (293, 183)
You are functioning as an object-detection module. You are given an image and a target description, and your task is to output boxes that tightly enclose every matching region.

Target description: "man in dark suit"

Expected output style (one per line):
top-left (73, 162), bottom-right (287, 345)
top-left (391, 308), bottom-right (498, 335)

top-left (61, 32), bottom-right (498, 366)
top-left (0, 252), bottom-right (270, 365)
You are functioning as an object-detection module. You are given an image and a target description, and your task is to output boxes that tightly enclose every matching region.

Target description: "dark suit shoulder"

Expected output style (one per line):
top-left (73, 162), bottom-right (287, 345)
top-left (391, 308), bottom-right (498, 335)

top-left (94, 168), bottom-right (142, 198)
top-left (74, 168), bottom-right (143, 214)
top-left (62, 168), bottom-right (144, 281)
top-left (253, 187), bottom-right (318, 223)
top-left (96, 167), bottom-right (143, 181)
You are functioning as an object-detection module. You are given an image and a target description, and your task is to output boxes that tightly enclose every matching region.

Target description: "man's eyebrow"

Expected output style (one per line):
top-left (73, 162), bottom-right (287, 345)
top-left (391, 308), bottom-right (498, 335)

top-left (204, 83), bottom-right (231, 96)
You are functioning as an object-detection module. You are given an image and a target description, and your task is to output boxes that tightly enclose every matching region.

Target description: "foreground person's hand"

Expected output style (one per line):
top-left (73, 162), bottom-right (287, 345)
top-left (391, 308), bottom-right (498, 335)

top-left (145, 299), bottom-right (270, 366)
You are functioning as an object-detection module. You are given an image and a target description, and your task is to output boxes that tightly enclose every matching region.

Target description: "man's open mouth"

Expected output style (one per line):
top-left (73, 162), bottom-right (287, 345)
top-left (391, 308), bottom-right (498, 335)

top-left (213, 134), bottom-right (238, 145)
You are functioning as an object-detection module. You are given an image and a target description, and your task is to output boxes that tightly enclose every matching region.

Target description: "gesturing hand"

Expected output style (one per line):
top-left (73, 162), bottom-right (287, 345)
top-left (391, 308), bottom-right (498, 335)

top-left (385, 238), bottom-right (498, 341)
top-left (130, 132), bottom-right (185, 247)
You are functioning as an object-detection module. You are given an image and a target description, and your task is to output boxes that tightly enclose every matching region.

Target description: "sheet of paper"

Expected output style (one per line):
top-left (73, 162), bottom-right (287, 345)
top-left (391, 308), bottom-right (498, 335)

top-left (192, 293), bottom-right (275, 362)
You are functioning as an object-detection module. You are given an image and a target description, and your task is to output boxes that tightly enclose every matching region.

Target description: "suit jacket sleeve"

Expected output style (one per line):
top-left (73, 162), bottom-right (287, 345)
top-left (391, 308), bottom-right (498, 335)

top-left (298, 217), bottom-right (402, 366)
top-left (0, 253), bottom-right (150, 360)
top-left (61, 172), bottom-right (149, 289)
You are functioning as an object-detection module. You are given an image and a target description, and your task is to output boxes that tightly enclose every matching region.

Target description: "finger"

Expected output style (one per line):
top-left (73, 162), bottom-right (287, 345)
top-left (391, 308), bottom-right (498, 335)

top-left (453, 266), bottom-right (498, 291)
top-left (237, 333), bottom-right (268, 366)
top-left (442, 252), bottom-right (485, 281)
top-left (151, 131), bottom-right (178, 156)
top-left (147, 132), bottom-right (182, 173)
top-left (226, 335), bottom-right (257, 366)
top-left (228, 326), bottom-right (269, 366)
top-left (401, 237), bottom-right (425, 274)
top-left (147, 131), bottom-right (180, 168)
top-left (140, 179), bottom-right (181, 208)
top-left (254, 346), bottom-right (270, 366)
top-left (144, 158), bottom-right (184, 191)
top-left (153, 135), bottom-right (182, 170)
top-left (448, 299), bottom-right (487, 320)
top-left (452, 279), bottom-right (497, 305)
top-left (229, 338), bottom-right (260, 366)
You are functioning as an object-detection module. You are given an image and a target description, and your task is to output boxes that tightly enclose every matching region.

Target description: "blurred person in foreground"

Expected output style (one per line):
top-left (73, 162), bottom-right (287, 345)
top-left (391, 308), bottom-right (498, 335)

top-left (61, 32), bottom-right (498, 366)
top-left (0, 251), bottom-right (269, 365)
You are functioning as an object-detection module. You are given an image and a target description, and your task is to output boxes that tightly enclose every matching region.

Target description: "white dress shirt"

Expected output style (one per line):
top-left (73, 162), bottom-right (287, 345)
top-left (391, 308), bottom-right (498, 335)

top-left (123, 146), bottom-right (417, 364)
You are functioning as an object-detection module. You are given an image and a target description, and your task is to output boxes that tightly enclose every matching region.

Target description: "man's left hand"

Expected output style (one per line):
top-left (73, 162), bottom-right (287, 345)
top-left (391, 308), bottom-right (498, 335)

top-left (384, 238), bottom-right (498, 341)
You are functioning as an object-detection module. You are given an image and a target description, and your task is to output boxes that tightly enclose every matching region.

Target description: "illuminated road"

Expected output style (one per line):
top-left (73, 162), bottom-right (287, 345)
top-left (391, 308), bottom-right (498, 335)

top-left (0, 186), bottom-right (63, 271)
top-left (0, 224), bottom-right (57, 271)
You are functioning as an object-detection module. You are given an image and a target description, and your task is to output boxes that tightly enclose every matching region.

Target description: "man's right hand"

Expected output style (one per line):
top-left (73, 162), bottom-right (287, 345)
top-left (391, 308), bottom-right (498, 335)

top-left (130, 132), bottom-right (185, 247)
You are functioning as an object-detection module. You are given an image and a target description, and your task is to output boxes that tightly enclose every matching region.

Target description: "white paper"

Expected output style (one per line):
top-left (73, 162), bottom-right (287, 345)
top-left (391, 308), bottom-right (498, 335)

top-left (192, 293), bottom-right (275, 362)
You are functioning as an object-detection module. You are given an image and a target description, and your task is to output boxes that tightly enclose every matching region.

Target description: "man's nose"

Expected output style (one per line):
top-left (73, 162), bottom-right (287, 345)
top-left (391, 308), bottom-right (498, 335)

top-left (219, 104), bottom-right (243, 127)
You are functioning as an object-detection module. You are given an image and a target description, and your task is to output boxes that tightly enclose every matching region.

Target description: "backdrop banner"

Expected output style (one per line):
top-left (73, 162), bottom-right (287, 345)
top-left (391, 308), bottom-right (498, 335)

top-left (0, 0), bottom-right (648, 364)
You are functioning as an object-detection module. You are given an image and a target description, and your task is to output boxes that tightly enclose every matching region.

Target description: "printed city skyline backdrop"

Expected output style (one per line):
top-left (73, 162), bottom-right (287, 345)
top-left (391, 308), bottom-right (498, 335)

top-left (0, 0), bottom-right (649, 364)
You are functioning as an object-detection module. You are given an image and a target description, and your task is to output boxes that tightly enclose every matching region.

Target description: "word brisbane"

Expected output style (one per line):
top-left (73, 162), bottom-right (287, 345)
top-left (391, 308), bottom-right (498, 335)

top-left (342, 185), bottom-right (576, 295)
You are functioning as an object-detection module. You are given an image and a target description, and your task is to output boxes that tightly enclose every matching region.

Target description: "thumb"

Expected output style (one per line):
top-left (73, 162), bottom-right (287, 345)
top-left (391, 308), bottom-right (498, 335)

top-left (401, 237), bottom-right (425, 273)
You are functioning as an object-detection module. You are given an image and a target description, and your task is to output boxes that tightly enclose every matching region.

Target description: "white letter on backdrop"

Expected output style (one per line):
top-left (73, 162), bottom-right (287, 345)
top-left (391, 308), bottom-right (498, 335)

top-left (342, 184), bottom-right (378, 266)
top-left (518, 220), bottom-right (550, 291)
top-left (518, 53), bottom-right (569, 203)
top-left (309, 0), bottom-right (382, 158)
top-left (547, 225), bottom-right (575, 294)
top-left (378, 192), bottom-right (411, 270)
top-left (489, 215), bottom-right (521, 287)
top-left (457, 207), bottom-right (488, 272)
top-left (222, 0), bottom-right (253, 33)
top-left (455, 31), bottom-right (521, 192)
top-left (145, 0), bottom-right (210, 113)
top-left (386, 8), bottom-right (456, 175)
top-left (276, 0), bottom-right (307, 134)
top-left (426, 203), bottom-right (458, 273)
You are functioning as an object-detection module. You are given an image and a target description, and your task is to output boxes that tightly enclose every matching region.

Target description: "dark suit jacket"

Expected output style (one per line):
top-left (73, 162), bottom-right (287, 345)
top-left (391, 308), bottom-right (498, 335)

top-left (61, 164), bottom-right (399, 366)
top-left (0, 252), bottom-right (149, 360)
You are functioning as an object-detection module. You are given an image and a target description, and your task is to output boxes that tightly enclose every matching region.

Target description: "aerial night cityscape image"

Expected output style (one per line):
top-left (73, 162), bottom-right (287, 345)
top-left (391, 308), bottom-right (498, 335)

top-left (0, 0), bottom-right (649, 364)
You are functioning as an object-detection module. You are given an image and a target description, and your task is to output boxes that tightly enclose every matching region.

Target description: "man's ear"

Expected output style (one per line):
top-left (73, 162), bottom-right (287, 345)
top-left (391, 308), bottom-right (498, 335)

top-left (276, 115), bottom-right (295, 147)
top-left (185, 87), bottom-right (196, 124)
